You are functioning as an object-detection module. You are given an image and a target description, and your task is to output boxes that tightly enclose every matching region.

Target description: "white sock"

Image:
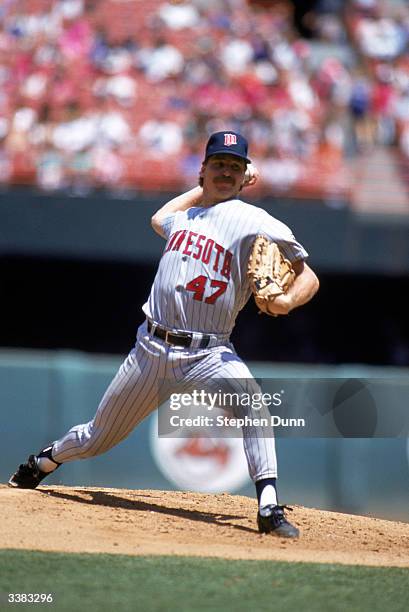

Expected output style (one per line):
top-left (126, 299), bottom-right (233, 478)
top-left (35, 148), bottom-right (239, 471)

top-left (259, 484), bottom-right (278, 509)
top-left (37, 456), bottom-right (58, 473)
top-left (37, 452), bottom-right (59, 473)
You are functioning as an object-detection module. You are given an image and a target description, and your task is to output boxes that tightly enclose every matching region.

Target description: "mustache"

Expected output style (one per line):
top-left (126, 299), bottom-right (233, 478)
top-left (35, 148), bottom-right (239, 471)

top-left (214, 176), bottom-right (234, 184)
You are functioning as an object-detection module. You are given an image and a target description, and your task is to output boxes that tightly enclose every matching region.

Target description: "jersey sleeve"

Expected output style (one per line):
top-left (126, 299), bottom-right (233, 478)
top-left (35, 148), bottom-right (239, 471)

top-left (158, 212), bottom-right (177, 239)
top-left (259, 211), bottom-right (309, 262)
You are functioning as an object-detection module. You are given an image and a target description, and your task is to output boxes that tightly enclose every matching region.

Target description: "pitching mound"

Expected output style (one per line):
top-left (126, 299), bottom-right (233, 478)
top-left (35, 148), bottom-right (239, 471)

top-left (1, 485), bottom-right (408, 567)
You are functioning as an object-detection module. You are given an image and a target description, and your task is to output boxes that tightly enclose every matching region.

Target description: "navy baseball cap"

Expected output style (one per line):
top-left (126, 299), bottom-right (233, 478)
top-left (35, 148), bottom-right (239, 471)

top-left (204, 131), bottom-right (251, 164)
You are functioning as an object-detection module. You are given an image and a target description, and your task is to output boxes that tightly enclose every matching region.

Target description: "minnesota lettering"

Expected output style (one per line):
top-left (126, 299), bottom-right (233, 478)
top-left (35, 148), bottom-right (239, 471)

top-left (164, 230), bottom-right (233, 280)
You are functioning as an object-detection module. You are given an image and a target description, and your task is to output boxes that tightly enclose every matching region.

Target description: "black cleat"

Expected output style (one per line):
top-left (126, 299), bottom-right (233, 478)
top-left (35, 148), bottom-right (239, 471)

top-left (257, 504), bottom-right (300, 538)
top-left (8, 453), bottom-right (59, 489)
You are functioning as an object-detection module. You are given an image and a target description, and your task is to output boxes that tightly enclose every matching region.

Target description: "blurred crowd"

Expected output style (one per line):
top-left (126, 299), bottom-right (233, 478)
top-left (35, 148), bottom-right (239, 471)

top-left (0, 0), bottom-right (408, 198)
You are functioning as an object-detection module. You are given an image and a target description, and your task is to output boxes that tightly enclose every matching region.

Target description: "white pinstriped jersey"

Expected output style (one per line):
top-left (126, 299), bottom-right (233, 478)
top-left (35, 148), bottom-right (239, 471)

top-left (51, 199), bottom-right (305, 482)
top-left (143, 198), bottom-right (308, 335)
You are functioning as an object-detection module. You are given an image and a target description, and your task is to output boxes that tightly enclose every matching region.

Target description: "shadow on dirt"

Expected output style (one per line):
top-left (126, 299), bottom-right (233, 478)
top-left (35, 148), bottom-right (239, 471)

top-left (38, 488), bottom-right (257, 534)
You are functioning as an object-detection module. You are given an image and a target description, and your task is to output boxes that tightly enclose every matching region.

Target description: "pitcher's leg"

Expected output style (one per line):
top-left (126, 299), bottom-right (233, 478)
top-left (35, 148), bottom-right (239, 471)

top-left (222, 376), bottom-right (277, 482)
top-left (52, 342), bottom-right (164, 462)
top-left (201, 348), bottom-right (297, 537)
top-left (187, 345), bottom-right (278, 481)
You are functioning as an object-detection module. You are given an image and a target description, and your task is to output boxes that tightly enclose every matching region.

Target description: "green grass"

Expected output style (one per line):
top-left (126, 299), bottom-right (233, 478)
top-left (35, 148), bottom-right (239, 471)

top-left (0, 550), bottom-right (408, 612)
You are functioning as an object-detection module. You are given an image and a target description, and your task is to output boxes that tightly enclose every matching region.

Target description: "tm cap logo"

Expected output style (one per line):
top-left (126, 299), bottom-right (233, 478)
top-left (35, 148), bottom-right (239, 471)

top-left (204, 131), bottom-right (251, 163)
top-left (224, 133), bottom-right (237, 146)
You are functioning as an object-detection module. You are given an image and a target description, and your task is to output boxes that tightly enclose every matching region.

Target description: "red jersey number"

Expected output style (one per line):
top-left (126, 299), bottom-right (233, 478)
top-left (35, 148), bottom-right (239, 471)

top-left (185, 275), bottom-right (228, 305)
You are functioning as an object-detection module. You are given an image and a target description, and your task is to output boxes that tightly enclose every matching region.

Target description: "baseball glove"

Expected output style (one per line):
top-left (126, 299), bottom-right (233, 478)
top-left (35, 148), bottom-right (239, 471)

top-left (247, 235), bottom-right (296, 315)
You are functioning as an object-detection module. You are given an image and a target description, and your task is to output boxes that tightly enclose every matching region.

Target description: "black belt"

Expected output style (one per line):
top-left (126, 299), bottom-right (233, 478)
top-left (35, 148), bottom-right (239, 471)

top-left (147, 321), bottom-right (210, 349)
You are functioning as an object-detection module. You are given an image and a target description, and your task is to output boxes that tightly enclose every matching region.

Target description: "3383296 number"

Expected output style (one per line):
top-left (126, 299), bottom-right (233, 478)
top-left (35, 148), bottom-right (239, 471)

top-left (8, 593), bottom-right (53, 603)
top-left (185, 275), bottom-right (228, 304)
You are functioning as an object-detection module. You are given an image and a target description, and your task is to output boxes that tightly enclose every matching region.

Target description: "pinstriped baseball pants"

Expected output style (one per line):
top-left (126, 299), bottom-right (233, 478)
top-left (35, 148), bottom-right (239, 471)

top-left (52, 321), bottom-right (277, 482)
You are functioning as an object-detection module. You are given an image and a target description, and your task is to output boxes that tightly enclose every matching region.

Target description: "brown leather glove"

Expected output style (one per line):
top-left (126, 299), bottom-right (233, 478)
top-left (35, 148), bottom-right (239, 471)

top-left (247, 235), bottom-right (295, 316)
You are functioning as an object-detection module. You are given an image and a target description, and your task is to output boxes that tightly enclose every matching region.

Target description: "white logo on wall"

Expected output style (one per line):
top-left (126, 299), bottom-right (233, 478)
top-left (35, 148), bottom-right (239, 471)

top-left (149, 411), bottom-right (250, 493)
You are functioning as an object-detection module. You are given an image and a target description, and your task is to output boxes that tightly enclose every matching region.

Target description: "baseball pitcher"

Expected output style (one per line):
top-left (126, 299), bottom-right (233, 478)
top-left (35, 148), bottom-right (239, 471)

top-left (9, 131), bottom-right (319, 538)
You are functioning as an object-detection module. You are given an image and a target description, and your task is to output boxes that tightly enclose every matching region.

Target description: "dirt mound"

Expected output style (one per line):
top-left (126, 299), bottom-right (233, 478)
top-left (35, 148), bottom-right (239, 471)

top-left (1, 485), bottom-right (408, 567)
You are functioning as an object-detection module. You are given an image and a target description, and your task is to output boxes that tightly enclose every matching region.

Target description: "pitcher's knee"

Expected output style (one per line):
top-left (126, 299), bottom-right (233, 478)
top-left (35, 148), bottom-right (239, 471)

top-left (77, 430), bottom-right (124, 459)
top-left (76, 437), bottom-right (106, 459)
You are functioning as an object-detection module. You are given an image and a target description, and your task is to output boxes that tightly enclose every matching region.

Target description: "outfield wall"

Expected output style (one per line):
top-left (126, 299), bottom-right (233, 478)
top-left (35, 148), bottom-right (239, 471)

top-left (1, 349), bottom-right (408, 522)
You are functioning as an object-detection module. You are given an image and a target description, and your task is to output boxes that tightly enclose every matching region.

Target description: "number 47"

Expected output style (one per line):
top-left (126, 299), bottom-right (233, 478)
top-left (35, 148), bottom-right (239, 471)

top-left (185, 275), bottom-right (228, 304)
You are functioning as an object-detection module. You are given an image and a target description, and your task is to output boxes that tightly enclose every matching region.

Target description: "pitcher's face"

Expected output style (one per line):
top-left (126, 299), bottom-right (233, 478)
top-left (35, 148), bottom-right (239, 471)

top-left (200, 154), bottom-right (247, 202)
